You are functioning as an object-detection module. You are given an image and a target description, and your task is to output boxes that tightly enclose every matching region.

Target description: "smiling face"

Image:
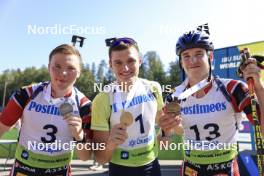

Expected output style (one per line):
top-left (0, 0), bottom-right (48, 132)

top-left (48, 53), bottom-right (81, 96)
top-left (109, 46), bottom-right (142, 85)
top-left (181, 48), bottom-right (210, 82)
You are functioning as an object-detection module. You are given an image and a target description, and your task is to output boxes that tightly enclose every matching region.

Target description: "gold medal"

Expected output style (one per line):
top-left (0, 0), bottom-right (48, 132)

top-left (59, 102), bottom-right (73, 118)
top-left (120, 111), bottom-right (133, 127)
top-left (166, 101), bottom-right (181, 115)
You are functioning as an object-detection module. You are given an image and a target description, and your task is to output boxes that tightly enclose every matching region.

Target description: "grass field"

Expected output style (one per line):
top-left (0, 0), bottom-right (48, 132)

top-left (0, 128), bottom-right (19, 158)
top-left (0, 129), bottom-right (183, 160)
top-left (158, 135), bottom-right (184, 160)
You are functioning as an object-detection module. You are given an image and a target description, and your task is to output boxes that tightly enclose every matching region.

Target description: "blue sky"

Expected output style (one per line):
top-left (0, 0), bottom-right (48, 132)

top-left (0, 0), bottom-right (264, 73)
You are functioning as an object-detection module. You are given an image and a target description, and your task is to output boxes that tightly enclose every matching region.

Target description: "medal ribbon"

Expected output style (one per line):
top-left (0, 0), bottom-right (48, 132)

top-left (172, 78), bottom-right (211, 100)
top-left (114, 79), bottom-right (141, 111)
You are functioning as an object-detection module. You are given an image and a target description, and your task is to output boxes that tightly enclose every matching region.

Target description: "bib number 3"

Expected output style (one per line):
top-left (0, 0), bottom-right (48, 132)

top-left (41, 124), bottom-right (58, 143)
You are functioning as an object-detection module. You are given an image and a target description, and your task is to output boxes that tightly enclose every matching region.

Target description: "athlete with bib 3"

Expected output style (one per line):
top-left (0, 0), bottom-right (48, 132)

top-left (0, 44), bottom-right (92, 176)
top-left (160, 26), bottom-right (264, 176)
top-left (86, 37), bottom-right (164, 176)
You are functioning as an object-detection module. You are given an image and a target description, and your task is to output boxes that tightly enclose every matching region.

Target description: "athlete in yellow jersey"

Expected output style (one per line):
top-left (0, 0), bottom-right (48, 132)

top-left (80, 37), bottom-right (164, 176)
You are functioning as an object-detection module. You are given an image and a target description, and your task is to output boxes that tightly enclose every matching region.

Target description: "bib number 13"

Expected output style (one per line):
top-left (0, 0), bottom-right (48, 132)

top-left (190, 123), bottom-right (220, 141)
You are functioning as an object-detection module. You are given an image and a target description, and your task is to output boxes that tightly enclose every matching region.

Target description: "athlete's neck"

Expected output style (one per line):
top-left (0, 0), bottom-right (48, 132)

top-left (188, 74), bottom-right (212, 99)
top-left (188, 73), bottom-right (209, 87)
top-left (118, 78), bottom-right (137, 92)
top-left (51, 87), bottom-right (72, 98)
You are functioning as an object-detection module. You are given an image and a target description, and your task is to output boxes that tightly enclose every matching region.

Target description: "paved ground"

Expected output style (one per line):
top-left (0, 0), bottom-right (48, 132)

top-left (0, 159), bottom-right (181, 176)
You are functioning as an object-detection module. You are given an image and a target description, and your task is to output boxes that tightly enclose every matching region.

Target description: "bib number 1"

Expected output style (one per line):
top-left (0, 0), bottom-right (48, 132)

top-left (135, 114), bottom-right (145, 134)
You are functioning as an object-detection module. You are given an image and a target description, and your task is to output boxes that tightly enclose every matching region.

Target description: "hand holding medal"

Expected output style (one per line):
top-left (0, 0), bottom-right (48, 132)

top-left (159, 94), bottom-right (183, 137)
top-left (60, 101), bottom-right (84, 141)
top-left (108, 111), bottom-right (132, 149)
top-left (166, 98), bottom-right (181, 116)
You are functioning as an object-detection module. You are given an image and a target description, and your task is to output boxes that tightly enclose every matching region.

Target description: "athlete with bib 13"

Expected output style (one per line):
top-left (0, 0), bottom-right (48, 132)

top-left (0, 44), bottom-right (92, 176)
top-left (160, 27), bottom-right (264, 176)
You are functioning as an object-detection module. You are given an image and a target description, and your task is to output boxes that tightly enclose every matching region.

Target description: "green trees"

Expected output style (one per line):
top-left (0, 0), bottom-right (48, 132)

top-left (168, 60), bottom-right (181, 87)
top-left (0, 52), bottom-right (181, 106)
top-left (0, 66), bottom-right (50, 109)
top-left (76, 65), bottom-right (97, 99)
top-left (142, 51), bottom-right (167, 85)
top-left (140, 51), bottom-right (181, 95)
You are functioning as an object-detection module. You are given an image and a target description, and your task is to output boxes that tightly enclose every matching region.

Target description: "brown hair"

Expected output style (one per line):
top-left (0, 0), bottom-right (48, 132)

top-left (49, 44), bottom-right (83, 70)
top-left (108, 42), bottom-right (139, 58)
